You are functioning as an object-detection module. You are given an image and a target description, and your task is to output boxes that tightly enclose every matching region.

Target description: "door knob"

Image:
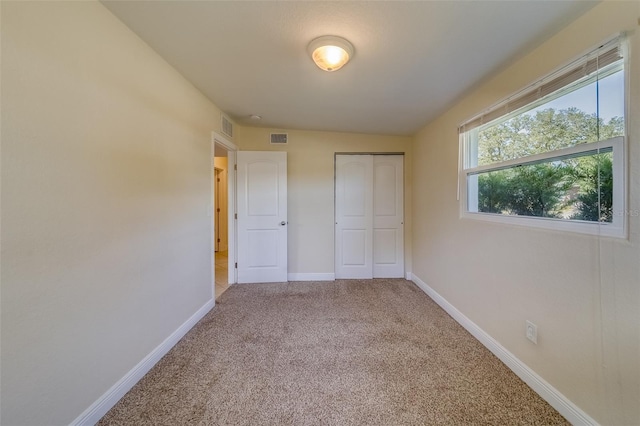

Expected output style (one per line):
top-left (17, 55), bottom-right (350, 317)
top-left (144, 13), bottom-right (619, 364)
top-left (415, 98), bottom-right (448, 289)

top-left (280, 221), bottom-right (287, 226)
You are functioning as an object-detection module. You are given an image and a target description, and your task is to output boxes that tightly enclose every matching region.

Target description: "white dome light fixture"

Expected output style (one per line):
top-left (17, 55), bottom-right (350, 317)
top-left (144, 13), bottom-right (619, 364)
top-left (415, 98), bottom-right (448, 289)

top-left (308, 35), bottom-right (354, 72)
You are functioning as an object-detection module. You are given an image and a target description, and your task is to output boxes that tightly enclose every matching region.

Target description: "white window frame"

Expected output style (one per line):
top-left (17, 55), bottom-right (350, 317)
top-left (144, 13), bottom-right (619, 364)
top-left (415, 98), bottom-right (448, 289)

top-left (460, 136), bottom-right (626, 238)
top-left (458, 35), bottom-right (628, 239)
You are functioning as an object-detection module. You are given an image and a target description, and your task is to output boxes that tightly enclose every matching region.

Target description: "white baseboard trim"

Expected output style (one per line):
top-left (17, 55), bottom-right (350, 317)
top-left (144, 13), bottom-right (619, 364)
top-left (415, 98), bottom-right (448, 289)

top-left (70, 299), bottom-right (215, 426)
top-left (405, 271), bottom-right (412, 280)
top-left (287, 273), bottom-right (335, 281)
top-left (410, 274), bottom-right (598, 426)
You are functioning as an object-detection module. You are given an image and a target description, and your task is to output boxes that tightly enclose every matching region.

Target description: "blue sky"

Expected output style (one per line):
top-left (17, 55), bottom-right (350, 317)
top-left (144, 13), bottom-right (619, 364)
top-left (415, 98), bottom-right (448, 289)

top-left (534, 70), bottom-right (624, 122)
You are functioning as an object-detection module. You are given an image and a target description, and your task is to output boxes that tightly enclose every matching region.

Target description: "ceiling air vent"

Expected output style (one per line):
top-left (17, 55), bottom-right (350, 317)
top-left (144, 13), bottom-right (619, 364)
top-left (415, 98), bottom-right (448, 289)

top-left (270, 133), bottom-right (288, 145)
top-left (221, 114), bottom-right (234, 139)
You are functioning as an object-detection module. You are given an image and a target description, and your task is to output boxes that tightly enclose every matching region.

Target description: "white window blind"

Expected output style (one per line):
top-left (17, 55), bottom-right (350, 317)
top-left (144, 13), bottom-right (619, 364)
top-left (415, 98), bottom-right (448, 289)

top-left (458, 37), bottom-right (623, 134)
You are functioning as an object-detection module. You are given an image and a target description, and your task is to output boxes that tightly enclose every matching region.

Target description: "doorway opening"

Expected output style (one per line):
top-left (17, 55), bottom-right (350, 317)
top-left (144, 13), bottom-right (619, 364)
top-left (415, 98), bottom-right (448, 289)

top-left (213, 164), bottom-right (229, 298)
top-left (212, 132), bottom-right (238, 301)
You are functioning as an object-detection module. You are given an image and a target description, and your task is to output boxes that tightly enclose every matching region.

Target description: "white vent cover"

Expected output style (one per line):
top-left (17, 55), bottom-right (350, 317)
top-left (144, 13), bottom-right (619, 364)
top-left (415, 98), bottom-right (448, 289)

top-left (270, 133), bottom-right (288, 144)
top-left (221, 114), bottom-right (234, 139)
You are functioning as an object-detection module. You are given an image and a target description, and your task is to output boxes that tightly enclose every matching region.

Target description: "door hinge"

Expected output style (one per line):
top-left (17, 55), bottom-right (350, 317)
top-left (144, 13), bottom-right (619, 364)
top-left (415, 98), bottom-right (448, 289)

top-left (235, 262), bottom-right (238, 269)
top-left (234, 164), bottom-right (237, 171)
top-left (235, 213), bottom-right (237, 219)
top-left (217, 238), bottom-right (220, 243)
top-left (217, 208), bottom-right (220, 212)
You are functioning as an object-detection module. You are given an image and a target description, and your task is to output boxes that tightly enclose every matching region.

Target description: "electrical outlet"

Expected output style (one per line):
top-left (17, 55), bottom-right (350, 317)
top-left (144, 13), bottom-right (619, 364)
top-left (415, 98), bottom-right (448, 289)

top-left (526, 320), bottom-right (538, 344)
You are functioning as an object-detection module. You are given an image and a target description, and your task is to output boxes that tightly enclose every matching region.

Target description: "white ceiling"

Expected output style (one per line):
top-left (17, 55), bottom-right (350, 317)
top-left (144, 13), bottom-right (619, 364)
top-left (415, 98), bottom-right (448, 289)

top-left (102, 1), bottom-right (597, 136)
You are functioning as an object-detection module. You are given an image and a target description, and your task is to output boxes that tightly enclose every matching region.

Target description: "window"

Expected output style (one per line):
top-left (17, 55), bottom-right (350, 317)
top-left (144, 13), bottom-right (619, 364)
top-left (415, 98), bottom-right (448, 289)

top-left (459, 37), bottom-right (626, 238)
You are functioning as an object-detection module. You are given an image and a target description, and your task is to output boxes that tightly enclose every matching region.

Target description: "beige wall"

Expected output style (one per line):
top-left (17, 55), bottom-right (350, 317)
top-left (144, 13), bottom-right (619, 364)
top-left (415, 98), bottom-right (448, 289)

top-left (1, 2), bottom-right (226, 424)
top-left (237, 127), bottom-right (413, 278)
top-left (4, 0), bottom-right (637, 425)
top-left (411, 2), bottom-right (640, 424)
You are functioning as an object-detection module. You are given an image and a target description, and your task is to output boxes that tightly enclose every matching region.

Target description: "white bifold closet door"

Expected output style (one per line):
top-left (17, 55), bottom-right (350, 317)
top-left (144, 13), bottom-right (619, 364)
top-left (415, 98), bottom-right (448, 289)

top-left (335, 155), bottom-right (373, 279)
top-left (335, 155), bottom-right (404, 279)
top-left (372, 155), bottom-right (404, 278)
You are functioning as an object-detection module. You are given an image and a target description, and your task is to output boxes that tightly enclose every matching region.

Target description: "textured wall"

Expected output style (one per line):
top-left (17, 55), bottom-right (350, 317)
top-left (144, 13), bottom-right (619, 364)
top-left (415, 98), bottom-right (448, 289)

top-left (411, 2), bottom-right (640, 424)
top-left (1, 2), bottom-right (224, 424)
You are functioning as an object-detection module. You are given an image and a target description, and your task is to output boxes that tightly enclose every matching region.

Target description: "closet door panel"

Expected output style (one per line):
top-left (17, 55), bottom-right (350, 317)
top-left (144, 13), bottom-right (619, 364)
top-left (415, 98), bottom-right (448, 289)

top-left (335, 155), bottom-right (373, 279)
top-left (373, 156), bottom-right (404, 278)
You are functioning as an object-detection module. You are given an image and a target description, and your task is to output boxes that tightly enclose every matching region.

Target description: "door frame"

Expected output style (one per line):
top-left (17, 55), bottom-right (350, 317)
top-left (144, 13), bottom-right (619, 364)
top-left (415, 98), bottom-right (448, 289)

top-left (212, 131), bottom-right (238, 297)
top-left (214, 167), bottom-right (221, 252)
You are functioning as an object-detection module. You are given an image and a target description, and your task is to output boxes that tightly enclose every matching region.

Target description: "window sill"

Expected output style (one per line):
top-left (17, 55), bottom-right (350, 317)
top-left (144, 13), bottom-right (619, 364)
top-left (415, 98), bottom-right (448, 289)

top-left (460, 211), bottom-right (626, 239)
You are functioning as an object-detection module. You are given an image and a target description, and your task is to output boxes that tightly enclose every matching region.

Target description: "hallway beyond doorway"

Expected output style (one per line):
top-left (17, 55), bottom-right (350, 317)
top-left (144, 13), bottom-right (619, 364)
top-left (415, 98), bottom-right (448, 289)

top-left (215, 251), bottom-right (229, 299)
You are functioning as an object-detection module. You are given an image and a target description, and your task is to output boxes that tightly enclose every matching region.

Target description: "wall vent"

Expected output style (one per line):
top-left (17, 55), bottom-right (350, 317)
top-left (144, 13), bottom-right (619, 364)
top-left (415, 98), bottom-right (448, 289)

top-left (270, 133), bottom-right (288, 144)
top-left (221, 114), bottom-right (234, 139)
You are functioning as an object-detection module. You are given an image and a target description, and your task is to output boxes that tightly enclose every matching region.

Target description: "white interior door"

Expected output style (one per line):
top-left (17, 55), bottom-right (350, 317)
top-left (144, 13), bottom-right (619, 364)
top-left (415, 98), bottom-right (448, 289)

top-left (237, 151), bottom-right (287, 283)
top-left (373, 155), bottom-right (404, 278)
top-left (335, 155), bottom-right (373, 279)
top-left (226, 150), bottom-right (237, 285)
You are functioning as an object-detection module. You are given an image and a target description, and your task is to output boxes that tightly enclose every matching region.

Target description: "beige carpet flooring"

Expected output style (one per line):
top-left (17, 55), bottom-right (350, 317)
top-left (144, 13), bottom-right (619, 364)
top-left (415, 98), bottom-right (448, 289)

top-left (99, 279), bottom-right (568, 425)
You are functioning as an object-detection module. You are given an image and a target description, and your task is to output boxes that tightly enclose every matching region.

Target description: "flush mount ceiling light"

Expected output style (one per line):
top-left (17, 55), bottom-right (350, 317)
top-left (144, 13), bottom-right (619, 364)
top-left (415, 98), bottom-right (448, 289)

top-left (307, 35), bottom-right (354, 72)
